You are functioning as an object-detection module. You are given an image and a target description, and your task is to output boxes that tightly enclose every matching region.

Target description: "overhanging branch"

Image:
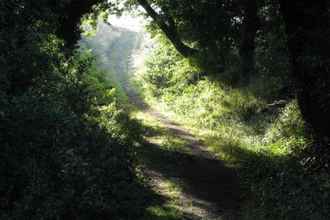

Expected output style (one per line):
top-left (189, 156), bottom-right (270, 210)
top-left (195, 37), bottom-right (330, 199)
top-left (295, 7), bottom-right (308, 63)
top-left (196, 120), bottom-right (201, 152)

top-left (137, 0), bottom-right (197, 57)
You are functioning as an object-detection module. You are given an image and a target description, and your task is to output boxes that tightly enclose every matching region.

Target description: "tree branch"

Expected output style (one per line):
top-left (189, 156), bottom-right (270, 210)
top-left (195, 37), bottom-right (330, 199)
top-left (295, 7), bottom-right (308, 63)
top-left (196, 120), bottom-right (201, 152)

top-left (137, 0), bottom-right (197, 57)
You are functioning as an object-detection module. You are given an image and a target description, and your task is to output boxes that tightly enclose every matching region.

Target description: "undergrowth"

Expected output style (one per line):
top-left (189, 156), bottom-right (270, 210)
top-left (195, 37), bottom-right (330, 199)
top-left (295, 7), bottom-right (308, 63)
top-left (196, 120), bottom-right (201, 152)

top-left (135, 39), bottom-right (330, 219)
top-left (0, 33), bottom-right (147, 219)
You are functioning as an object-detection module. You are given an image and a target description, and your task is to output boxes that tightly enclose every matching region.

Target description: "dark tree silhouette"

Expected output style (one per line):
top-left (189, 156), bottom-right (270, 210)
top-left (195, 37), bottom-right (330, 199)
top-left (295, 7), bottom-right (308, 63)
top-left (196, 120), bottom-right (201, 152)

top-left (279, 0), bottom-right (330, 139)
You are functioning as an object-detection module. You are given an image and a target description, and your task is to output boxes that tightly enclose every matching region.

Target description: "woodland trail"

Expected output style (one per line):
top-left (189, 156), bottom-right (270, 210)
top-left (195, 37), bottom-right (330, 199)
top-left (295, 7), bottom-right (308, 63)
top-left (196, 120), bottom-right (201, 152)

top-left (128, 90), bottom-right (241, 220)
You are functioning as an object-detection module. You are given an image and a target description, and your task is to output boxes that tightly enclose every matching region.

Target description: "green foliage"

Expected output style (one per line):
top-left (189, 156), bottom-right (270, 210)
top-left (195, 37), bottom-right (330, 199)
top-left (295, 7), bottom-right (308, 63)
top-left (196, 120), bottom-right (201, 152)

top-left (236, 102), bottom-right (329, 219)
top-left (138, 37), bottom-right (330, 219)
top-left (2, 0), bottom-right (329, 219)
top-left (0, 1), bottom-right (146, 219)
top-left (140, 38), bottom-right (198, 97)
top-left (127, 0), bottom-right (240, 58)
top-left (138, 41), bottom-right (264, 129)
top-left (1, 48), bottom-right (145, 219)
top-left (264, 101), bottom-right (307, 147)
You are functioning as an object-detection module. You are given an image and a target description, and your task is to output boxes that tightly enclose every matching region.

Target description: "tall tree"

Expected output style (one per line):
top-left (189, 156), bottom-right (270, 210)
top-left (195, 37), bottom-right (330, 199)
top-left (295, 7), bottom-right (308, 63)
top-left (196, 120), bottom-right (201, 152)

top-left (279, 0), bottom-right (330, 139)
top-left (57, 0), bottom-right (104, 49)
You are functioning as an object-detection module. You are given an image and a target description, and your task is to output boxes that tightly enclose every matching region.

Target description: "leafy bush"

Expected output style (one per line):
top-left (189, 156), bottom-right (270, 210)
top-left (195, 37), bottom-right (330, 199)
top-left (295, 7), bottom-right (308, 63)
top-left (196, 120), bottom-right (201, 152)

top-left (138, 40), bottom-right (264, 131)
top-left (0, 49), bottom-right (145, 219)
top-left (139, 37), bottom-right (199, 97)
top-left (264, 101), bottom-right (307, 149)
top-left (0, 2), bottom-right (146, 218)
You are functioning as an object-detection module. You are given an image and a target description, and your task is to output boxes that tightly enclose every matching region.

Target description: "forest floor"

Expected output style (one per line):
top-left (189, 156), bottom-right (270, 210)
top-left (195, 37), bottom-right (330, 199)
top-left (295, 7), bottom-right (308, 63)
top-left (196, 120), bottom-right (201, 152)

top-left (128, 91), bottom-right (241, 220)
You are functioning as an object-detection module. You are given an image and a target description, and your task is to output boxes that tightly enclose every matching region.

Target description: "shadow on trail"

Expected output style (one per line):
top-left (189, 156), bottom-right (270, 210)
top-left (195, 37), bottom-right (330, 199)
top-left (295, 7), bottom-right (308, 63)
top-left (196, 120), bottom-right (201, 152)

top-left (139, 142), bottom-right (241, 212)
top-left (126, 87), bottom-right (150, 110)
top-left (128, 90), bottom-right (241, 219)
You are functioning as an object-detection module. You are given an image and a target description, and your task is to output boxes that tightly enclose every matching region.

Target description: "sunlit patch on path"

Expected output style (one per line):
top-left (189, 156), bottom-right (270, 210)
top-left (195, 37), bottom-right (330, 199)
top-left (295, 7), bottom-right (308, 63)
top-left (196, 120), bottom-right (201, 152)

top-left (130, 91), bottom-right (241, 220)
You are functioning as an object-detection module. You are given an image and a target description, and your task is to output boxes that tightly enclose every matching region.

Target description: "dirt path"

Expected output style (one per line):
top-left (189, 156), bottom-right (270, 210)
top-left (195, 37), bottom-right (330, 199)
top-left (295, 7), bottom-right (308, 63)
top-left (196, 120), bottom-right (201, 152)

top-left (129, 91), bottom-right (241, 220)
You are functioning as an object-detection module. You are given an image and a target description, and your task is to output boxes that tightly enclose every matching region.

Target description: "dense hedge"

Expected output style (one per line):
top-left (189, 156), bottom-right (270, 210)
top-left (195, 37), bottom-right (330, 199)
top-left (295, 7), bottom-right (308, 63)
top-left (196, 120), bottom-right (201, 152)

top-left (0, 1), bottom-right (146, 219)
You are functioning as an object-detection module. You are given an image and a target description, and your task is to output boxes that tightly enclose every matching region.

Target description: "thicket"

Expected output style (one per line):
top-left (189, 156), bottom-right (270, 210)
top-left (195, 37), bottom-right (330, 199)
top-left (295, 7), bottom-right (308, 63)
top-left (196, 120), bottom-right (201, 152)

top-left (137, 36), bottom-right (330, 219)
top-left (0, 1), bottom-right (146, 219)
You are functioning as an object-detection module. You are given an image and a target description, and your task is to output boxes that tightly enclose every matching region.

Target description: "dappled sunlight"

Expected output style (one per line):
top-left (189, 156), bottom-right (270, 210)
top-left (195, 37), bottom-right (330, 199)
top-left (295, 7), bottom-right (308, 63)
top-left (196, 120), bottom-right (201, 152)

top-left (133, 98), bottom-right (241, 219)
top-left (3, 1), bottom-right (329, 219)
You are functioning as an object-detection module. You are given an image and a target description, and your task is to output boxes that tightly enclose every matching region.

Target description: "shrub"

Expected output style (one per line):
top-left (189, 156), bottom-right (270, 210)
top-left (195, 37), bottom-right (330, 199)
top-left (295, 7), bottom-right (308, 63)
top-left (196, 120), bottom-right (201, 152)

top-left (0, 7), bottom-right (145, 217)
top-left (264, 101), bottom-right (307, 152)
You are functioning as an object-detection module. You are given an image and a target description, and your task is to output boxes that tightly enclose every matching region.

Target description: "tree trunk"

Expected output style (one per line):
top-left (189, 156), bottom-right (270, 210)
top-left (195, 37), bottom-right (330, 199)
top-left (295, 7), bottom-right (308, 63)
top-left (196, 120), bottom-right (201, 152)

top-left (279, 0), bottom-right (330, 139)
top-left (239, 0), bottom-right (258, 85)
